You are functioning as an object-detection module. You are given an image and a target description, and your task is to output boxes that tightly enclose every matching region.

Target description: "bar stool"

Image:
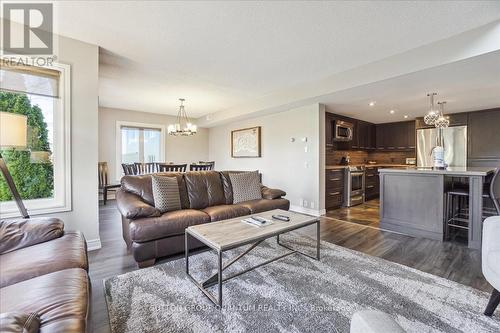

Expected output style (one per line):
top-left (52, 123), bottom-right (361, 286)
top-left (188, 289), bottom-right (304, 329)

top-left (444, 168), bottom-right (500, 240)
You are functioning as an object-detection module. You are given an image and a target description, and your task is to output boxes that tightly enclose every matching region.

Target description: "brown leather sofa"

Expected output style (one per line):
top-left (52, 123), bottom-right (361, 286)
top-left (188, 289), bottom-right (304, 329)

top-left (116, 171), bottom-right (290, 267)
top-left (0, 217), bottom-right (89, 333)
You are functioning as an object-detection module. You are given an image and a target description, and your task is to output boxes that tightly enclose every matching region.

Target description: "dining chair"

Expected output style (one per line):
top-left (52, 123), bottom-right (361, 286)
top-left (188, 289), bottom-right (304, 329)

top-left (198, 161), bottom-right (215, 170)
top-left (122, 163), bottom-right (138, 175)
top-left (190, 163), bottom-right (212, 171)
top-left (98, 162), bottom-right (120, 205)
top-left (135, 162), bottom-right (157, 174)
top-left (157, 163), bottom-right (187, 172)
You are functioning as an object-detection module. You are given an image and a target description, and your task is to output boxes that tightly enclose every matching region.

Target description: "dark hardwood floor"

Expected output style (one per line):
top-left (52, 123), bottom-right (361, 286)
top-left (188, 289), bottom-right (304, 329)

top-left (325, 198), bottom-right (380, 228)
top-left (89, 200), bottom-right (490, 332)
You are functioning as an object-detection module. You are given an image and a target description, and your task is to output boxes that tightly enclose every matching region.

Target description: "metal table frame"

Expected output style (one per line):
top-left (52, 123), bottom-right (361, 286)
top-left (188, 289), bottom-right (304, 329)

top-left (185, 218), bottom-right (320, 308)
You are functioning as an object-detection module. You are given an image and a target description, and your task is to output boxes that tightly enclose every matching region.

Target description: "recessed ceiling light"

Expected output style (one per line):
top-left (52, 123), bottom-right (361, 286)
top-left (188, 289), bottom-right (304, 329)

top-left (389, 110), bottom-right (395, 114)
top-left (404, 115), bottom-right (409, 119)
top-left (368, 101), bottom-right (376, 107)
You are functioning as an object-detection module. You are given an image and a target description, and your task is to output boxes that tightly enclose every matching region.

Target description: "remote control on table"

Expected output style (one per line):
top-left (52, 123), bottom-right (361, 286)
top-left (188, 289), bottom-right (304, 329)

top-left (272, 214), bottom-right (290, 222)
top-left (251, 216), bottom-right (268, 224)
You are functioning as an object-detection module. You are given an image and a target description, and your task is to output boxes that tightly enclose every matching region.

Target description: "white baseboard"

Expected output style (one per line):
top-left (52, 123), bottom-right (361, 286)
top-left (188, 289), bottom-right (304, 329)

top-left (86, 238), bottom-right (102, 251)
top-left (290, 205), bottom-right (326, 217)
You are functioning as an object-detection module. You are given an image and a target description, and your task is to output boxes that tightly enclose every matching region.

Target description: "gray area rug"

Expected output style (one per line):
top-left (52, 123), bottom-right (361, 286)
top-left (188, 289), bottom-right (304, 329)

top-left (104, 234), bottom-right (500, 333)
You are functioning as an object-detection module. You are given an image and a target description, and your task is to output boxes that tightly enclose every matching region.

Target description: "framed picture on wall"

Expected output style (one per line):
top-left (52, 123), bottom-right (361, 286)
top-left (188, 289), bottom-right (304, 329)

top-left (231, 126), bottom-right (261, 158)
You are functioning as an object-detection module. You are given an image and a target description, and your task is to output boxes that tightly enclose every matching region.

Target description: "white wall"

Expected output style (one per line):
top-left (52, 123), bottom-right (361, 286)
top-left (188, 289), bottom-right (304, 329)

top-left (319, 104), bottom-right (326, 211)
top-left (208, 103), bottom-right (324, 215)
top-left (34, 36), bottom-right (100, 249)
top-left (99, 107), bottom-right (209, 181)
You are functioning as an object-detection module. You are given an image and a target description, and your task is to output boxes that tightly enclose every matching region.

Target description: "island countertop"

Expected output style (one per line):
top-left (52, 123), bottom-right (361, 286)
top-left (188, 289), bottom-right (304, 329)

top-left (378, 166), bottom-right (495, 176)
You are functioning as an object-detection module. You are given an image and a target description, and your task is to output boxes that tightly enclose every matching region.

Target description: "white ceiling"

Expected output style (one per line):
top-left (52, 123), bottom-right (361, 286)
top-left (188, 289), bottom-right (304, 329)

top-left (46, 1), bottom-right (500, 119)
top-left (321, 50), bottom-right (500, 123)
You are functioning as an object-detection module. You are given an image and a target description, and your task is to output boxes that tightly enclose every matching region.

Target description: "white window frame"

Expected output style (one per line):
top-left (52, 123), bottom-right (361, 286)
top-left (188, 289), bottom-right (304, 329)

top-left (0, 61), bottom-right (72, 218)
top-left (115, 121), bottom-right (166, 181)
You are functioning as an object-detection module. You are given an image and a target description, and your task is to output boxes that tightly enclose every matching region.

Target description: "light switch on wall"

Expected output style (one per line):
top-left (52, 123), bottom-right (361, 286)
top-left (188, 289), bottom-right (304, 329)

top-left (304, 146), bottom-right (309, 153)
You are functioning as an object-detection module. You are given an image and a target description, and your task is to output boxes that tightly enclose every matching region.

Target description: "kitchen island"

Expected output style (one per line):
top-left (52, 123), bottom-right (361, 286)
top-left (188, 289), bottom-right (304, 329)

top-left (379, 167), bottom-right (495, 249)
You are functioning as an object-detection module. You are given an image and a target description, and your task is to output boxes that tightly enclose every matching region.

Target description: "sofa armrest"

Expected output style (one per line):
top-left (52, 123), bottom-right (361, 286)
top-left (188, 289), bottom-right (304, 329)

top-left (0, 312), bottom-right (40, 333)
top-left (116, 189), bottom-right (161, 220)
top-left (0, 217), bottom-right (64, 254)
top-left (261, 186), bottom-right (286, 200)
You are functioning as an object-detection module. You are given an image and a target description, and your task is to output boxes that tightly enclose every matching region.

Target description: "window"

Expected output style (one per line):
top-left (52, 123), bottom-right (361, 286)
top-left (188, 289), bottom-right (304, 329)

top-left (121, 126), bottom-right (161, 163)
top-left (0, 60), bottom-right (71, 218)
top-left (116, 121), bottom-right (165, 179)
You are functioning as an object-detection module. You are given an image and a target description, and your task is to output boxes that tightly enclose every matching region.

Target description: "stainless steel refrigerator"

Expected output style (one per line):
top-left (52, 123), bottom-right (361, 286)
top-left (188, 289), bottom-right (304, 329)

top-left (416, 126), bottom-right (467, 167)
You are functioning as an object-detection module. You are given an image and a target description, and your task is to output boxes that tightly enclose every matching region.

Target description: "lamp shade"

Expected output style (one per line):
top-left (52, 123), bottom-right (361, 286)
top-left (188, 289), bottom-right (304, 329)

top-left (0, 112), bottom-right (28, 149)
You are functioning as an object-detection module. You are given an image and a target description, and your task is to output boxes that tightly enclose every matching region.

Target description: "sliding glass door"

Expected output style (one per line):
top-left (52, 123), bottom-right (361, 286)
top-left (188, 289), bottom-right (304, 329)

top-left (143, 129), bottom-right (161, 163)
top-left (121, 126), bottom-right (161, 164)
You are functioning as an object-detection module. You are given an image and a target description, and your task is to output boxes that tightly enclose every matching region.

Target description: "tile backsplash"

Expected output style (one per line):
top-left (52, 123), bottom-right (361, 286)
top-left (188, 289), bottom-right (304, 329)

top-left (326, 150), bottom-right (415, 165)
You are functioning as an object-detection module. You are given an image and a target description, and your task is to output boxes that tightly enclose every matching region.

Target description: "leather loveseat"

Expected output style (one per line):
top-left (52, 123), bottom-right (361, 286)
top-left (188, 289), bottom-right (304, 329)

top-left (0, 217), bottom-right (89, 332)
top-left (116, 171), bottom-right (290, 267)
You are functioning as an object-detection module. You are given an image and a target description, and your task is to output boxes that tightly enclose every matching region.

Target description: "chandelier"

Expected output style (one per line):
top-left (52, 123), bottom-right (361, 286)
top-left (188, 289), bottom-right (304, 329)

top-left (423, 92), bottom-right (439, 125)
top-left (435, 101), bottom-right (450, 129)
top-left (167, 98), bottom-right (197, 136)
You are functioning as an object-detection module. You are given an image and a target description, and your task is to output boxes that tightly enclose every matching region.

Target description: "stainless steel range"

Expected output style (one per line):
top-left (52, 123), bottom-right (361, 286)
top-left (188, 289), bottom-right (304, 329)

top-left (344, 166), bottom-right (365, 207)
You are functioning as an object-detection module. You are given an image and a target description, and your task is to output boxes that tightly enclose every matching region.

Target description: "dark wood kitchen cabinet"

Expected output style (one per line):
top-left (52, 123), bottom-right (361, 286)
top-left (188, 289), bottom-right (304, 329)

top-left (356, 121), bottom-right (376, 150)
top-left (375, 124), bottom-right (385, 150)
top-left (325, 168), bottom-right (345, 210)
top-left (326, 112), bottom-right (413, 152)
top-left (468, 108), bottom-right (500, 163)
top-left (364, 166), bottom-right (379, 200)
top-left (325, 112), bottom-right (334, 148)
top-left (375, 121), bottom-right (415, 151)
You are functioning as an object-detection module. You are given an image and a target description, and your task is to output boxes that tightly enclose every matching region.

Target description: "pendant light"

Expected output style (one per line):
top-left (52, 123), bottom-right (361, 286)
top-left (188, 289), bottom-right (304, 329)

top-left (423, 92), bottom-right (439, 125)
top-left (435, 101), bottom-right (450, 129)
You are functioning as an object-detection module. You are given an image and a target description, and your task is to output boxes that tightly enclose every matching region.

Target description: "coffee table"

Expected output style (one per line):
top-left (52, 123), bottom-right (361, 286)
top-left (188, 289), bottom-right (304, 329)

top-left (185, 209), bottom-right (320, 307)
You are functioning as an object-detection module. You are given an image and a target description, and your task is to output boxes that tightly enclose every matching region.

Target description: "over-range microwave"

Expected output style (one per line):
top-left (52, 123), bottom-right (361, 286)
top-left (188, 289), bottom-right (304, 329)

top-left (334, 120), bottom-right (354, 141)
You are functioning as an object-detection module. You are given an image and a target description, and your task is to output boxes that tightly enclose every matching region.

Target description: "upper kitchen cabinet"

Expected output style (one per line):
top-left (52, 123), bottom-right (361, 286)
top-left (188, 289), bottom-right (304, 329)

top-left (356, 121), bottom-right (376, 150)
top-left (468, 108), bottom-right (500, 161)
top-left (325, 112), bottom-right (413, 152)
top-left (325, 112), bottom-right (334, 148)
top-left (375, 123), bottom-right (385, 150)
top-left (375, 121), bottom-right (415, 151)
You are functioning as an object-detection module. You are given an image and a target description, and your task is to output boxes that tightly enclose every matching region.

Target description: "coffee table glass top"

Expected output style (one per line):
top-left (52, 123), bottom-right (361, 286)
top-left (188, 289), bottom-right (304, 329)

top-left (186, 209), bottom-right (318, 250)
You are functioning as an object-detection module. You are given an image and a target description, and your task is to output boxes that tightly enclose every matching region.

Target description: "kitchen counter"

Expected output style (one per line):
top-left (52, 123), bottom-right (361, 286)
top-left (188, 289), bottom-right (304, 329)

top-left (378, 167), bottom-right (495, 249)
top-left (378, 166), bottom-right (493, 176)
top-left (325, 164), bottom-right (412, 170)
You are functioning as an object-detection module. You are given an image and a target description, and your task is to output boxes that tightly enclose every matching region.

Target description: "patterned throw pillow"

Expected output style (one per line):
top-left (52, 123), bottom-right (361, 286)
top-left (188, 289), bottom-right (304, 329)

top-left (151, 175), bottom-right (181, 213)
top-left (229, 171), bottom-right (262, 203)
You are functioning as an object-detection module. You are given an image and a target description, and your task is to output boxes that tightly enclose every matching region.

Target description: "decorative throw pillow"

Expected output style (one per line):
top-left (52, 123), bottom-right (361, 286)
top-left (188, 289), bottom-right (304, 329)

top-left (0, 312), bottom-right (40, 333)
top-left (151, 175), bottom-right (181, 213)
top-left (229, 171), bottom-right (262, 203)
